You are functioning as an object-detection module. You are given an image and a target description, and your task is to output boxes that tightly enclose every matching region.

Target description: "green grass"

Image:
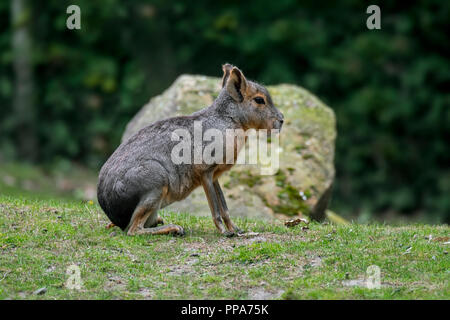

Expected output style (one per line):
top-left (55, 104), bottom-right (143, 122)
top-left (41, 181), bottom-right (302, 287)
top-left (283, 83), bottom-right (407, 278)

top-left (0, 194), bottom-right (449, 300)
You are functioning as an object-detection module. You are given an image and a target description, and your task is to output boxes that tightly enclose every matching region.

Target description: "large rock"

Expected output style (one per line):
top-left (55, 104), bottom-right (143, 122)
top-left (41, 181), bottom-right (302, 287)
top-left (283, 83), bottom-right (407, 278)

top-left (122, 75), bottom-right (336, 221)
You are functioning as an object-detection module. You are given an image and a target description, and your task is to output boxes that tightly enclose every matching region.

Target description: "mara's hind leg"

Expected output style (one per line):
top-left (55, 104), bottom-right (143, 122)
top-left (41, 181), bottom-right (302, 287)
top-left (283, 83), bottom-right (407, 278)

top-left (126, 188), bottom-right (184, 236)
top-left (144, 215), bottom-right (164, 228)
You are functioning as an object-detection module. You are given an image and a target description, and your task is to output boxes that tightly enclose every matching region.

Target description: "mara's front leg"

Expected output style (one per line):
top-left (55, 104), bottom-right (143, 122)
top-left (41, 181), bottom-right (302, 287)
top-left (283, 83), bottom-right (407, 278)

top-left (213, 180), bottom-right (241, 235)
top-left (201, 171), bottom-right (232, 236)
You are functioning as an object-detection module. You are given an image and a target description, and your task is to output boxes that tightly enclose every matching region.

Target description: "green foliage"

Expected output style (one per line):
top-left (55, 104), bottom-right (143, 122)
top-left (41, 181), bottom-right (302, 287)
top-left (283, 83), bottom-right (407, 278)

top-left (0, 1), bottom-right (449, 221)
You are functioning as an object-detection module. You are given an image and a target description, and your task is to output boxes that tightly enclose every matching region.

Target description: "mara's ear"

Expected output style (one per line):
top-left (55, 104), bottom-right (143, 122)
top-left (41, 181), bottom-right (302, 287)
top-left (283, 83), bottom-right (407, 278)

top-left (221, 63), bottom-right (233, 88)
top-left (225, 66), bottom-right (248, 102)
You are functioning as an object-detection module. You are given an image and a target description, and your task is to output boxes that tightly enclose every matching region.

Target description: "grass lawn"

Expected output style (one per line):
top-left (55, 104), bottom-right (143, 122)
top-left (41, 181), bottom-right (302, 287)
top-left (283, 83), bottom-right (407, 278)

top-left (0, 194), bottom-right (449, 300)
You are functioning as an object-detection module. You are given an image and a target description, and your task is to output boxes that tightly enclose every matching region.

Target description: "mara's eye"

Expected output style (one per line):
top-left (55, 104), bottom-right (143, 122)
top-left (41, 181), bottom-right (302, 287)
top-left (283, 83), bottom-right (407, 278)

top-left (253, 97), bottom-right (265, 105)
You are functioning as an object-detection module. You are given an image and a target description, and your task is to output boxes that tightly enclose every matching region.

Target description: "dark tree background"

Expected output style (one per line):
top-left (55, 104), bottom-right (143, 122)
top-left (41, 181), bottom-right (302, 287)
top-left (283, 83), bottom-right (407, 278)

top-left (0, 0), bottom-right (448, 222)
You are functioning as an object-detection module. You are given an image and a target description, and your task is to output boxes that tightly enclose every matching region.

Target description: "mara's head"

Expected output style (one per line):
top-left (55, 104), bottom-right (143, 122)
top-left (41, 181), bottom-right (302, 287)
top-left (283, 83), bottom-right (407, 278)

top-left (219, 63), bottom-right (284, 132)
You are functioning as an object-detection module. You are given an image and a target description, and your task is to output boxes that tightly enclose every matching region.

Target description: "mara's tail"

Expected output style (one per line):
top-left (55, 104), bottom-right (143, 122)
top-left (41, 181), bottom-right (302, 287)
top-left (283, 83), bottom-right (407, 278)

top-left (97, 182), bottom-right (140, 231)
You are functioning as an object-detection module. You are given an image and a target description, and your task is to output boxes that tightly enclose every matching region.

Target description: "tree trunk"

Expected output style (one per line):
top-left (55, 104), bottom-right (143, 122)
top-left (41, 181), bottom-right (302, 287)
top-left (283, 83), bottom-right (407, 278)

top-left (11, 0), bottom-right (37, 161)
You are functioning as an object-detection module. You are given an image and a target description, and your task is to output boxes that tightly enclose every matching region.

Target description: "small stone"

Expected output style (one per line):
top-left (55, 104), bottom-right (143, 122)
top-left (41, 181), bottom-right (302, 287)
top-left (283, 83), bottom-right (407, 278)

top-left (237, 232), bottom-right (260, 238)
top-left (109, 231), bottom-right (117, 237)
top-left (33, 287), bottom-right (47, 295)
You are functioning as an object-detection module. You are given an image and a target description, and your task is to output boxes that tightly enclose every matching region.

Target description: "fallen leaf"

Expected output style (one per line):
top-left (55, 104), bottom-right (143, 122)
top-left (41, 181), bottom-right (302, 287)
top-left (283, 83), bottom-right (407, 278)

top-left (432, 236), bottom-right (450, 242)
top-left (284, 218), bottom-right (309, 227)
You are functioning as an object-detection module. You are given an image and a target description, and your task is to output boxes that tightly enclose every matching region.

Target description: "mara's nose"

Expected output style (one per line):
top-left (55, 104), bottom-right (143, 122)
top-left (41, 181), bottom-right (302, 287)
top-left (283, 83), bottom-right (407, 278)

top-left (277, 109), bottom-right (284, 120)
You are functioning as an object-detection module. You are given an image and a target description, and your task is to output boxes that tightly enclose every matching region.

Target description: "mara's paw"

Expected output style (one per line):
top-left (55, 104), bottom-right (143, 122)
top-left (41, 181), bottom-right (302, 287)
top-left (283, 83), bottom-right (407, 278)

top-left (223, 231), bottom-right (237, 238)
top-left (168, 224), bottom-right (185, 236)
top-left (223, 227), bottom-right (243, 237)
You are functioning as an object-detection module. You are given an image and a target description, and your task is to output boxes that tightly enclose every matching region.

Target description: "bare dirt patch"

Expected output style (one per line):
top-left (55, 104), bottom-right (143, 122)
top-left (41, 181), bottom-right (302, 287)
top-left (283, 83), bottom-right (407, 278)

top-left (248, 287), bottom-right (285, 300)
